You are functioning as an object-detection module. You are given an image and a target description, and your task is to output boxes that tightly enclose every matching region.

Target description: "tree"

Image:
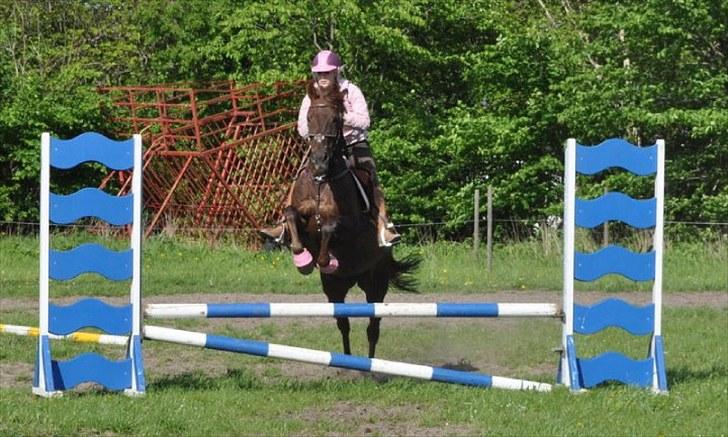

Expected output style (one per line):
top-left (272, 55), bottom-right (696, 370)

top-left (1, 0), bottom-right (724, 239)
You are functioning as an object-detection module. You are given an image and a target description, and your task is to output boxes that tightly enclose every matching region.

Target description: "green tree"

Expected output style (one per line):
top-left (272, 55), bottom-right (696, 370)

top-left (1, 0), bottom-right (724, 239)
top-left (0, 0), bottom-right (143, 221)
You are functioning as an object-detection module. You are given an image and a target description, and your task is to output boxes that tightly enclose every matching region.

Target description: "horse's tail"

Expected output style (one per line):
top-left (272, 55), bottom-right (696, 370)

top-left (388, 252), bottom-right (423, 293)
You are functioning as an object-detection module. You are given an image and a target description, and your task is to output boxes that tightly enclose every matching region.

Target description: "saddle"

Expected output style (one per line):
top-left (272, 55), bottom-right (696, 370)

top-left (340, 139), bottom-right (376, 218)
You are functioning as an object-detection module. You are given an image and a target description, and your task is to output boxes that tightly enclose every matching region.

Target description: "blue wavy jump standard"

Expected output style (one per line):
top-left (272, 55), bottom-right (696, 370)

top-left (560, 137), bottom-right (667, 393)
top-left (34, 131), bottom-right (144, 397)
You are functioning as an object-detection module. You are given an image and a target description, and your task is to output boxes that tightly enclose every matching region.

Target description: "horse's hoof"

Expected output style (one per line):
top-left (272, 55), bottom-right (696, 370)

top-left (319, 255), bottom-right (339, 274)
top-left (293, 249), bottom-right (315, 275)
top-left (297, 263), bottom-right (315, 275)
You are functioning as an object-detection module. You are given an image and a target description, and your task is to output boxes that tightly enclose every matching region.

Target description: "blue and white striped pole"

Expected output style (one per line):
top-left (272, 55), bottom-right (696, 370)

top-left (143, 325), bottom-right (552, 392)
top-left (145, 302), bottom-right (560, 319)
top-left (2, 323), bottom-right (552, 391)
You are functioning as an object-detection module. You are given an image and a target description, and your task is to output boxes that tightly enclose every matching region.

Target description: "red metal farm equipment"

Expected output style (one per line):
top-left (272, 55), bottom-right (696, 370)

top-left (98, 80), bottom-right (307, 245)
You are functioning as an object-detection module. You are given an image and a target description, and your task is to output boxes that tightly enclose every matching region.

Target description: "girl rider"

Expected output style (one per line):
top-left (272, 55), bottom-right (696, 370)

top-left (261, 50), bottom-right (400, 247)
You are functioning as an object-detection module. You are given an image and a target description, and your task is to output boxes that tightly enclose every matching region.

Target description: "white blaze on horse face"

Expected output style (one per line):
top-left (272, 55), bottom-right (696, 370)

top-left (309, 135), bottom-right (330, 177)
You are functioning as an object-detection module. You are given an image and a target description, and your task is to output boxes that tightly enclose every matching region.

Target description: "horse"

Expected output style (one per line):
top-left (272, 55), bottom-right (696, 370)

top-left (282, 80), bottom-right (420, 358)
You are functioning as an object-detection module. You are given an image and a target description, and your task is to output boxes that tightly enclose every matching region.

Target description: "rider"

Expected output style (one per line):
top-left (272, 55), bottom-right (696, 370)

top-left (261, 49), bottom-right (401, 247)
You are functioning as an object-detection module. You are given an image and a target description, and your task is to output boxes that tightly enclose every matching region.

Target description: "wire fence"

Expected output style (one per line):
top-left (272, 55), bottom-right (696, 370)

top-left (2, 218), bottom-right (724, 273)
top-left (2, 218), bottom-right (726, 234)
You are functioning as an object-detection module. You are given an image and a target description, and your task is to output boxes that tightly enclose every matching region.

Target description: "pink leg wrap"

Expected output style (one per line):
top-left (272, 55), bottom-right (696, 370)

top-left (319, 254), bottom-right (339, 274)
top-left (293, 249), bottom-right (313, 267)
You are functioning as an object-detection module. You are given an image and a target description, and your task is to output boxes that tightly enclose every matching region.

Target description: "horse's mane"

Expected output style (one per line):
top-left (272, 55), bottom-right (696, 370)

top-left (306, 79), bottom-right (345, 112)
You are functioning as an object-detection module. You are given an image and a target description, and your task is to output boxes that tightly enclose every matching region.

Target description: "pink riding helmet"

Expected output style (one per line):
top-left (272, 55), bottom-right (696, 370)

top-left (311, 50), bottom-right (342, 72)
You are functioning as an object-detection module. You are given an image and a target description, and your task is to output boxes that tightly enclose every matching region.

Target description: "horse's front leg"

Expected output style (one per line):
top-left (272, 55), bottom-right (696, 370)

top-left (283, 206), bottom-right (304, 254)
top-left (285, 206), bottom-right (315, 275)
top-left (317, 221), bottom-right (338, 273)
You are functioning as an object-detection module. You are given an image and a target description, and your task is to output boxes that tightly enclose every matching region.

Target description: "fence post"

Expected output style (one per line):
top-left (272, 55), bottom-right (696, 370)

top-left (487, 185), bottom-right (493, 271)
top-left (474, 188), bottom-right (480, 253)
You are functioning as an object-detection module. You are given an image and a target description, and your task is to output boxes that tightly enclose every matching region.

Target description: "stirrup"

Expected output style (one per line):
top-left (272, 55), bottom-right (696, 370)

top-left (378, 223), bottom-right (401, 247)
top-left (259, 224), bottom-right (285, 243)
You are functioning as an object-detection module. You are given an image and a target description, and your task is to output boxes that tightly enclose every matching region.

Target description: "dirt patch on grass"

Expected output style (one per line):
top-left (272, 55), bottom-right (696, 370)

top-left (292, 401), bottom-right (476, 436)
top-left (268, 362), bottom-right (368, 384)
top-left (144, 345), bottom-right (230, 381)
top-left (0, 362), bottom-right (33, 389)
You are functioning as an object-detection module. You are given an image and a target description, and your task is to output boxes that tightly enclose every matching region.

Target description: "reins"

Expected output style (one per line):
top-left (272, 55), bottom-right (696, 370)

top-left (306, 96), bottom-right (352, 234)
top-left (311, 162), bottom-right (351, 234)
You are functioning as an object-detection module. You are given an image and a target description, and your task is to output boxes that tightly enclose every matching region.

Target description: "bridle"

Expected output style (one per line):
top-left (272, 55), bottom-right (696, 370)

top-left (307, 101), bottom-right (346, 182)
top-left (306, 99), bottom-right (352, 232)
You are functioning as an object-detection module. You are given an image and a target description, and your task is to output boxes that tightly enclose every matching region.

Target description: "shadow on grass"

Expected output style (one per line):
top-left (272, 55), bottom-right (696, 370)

top-left (440, 359), bottom-right (479, 372)
top-left (148, 359), bottom-right (543, 393)
top-left (150, 368), bottom-right (380, 393)
top-left (667, 364), bottom-right (728, 387)
top-left (150, 368), bottom-right (261, 392)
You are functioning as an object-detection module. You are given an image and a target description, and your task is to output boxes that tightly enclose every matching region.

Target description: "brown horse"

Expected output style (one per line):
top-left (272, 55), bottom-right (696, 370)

top-left (283, 80), bottom-right (420, 358)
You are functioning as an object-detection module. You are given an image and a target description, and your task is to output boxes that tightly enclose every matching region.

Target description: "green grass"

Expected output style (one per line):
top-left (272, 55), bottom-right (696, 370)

top-left (1, 234), bottom-right (727, 435)
top-left (1, 234), bottom-right (726, 297)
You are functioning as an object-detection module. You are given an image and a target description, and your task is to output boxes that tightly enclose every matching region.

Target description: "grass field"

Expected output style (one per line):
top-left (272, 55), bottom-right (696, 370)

top-left (1, 235), bottom-right (726, 435)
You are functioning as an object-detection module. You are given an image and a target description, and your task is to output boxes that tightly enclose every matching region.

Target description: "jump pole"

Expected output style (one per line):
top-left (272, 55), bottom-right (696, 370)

top-left (144, 325), bottom-right (552, 392)
top-left (145, 302), bottom-right (561, 319)
top-left (1, 323), bottom-right (552, 392)
top-left (0, 323), bottom-right (128, 346)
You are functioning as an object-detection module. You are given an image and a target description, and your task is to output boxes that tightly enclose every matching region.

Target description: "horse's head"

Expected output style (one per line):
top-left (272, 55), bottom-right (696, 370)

top-left (306, 80), bottom-right (344, 178)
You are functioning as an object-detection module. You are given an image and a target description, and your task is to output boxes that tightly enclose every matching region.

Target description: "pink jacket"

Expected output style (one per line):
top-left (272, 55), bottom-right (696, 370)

top-left (297, 80), bottom-right (370, 145)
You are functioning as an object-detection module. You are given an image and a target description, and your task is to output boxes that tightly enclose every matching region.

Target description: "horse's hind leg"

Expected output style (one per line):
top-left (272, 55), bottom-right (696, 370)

top-left (366, 317), bottom-right (381, 358)
top-left (321, 273), bottom-right (356, 355)
top-left (336, 317), bottom-right (351, 355)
